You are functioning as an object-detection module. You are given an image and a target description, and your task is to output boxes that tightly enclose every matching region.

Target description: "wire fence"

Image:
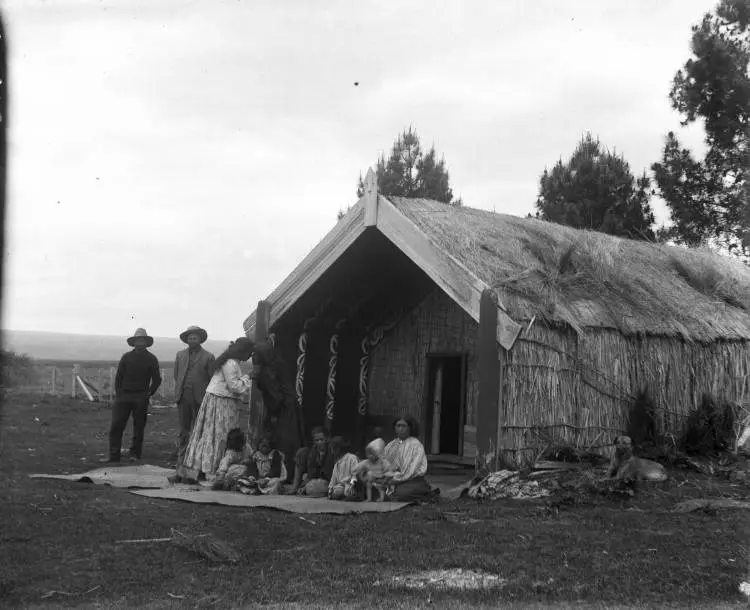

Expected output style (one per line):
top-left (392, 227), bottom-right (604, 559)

top-left (28, 363), bottom-right (178, 404)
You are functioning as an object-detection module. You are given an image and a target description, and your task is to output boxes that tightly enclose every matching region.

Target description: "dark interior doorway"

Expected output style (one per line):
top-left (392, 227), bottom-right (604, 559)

top-left (424, 354), bottom-right (466, 456)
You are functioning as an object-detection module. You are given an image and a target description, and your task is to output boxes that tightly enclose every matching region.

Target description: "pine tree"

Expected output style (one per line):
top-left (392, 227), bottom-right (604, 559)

top-left (355, 127), bottom-right (458, 205)
top-left (535, 134), bottom-right (656, 240)
top-left (651, 0), bottom-right (750, 257)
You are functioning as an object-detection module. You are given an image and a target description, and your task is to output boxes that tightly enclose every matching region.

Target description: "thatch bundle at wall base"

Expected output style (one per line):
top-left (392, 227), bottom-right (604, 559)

top-left (389, 198), bottom-right (750, 467)
top-left (681, 394), bottom-right (736, 455)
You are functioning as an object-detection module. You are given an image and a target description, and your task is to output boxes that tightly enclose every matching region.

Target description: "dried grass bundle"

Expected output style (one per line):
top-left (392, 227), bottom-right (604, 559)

top-left (170, 528), bottom-right (241, 564)
top-left (118, 529), bottom-right (242, 564)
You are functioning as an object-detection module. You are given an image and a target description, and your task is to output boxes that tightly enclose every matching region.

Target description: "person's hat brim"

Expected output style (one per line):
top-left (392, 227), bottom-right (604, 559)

top-left (127, 335), bottom-right (154, 347)
top-left (180, 327), bottom-right (208, 344)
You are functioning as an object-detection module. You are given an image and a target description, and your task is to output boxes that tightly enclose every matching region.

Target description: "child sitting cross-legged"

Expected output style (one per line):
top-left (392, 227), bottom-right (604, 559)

top-left (328, 436), bottom-right (360, 500)
top-left (213, 427), bottom-right (253, 491)
top-left (237, 435), bottom-right (287, 495)
top-left (352, 437), bottom-right (393, 502)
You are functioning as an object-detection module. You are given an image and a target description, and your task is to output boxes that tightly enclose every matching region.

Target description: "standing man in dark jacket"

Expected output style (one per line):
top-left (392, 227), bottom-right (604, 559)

top-left (173, 325), bottom-right (215, 464)
top-left (102, 328), bottom-right (162, 463)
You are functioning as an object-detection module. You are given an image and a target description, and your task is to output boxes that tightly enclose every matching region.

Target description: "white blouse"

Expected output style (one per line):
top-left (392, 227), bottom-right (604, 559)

top-left (384, 436), bottom-right (428, 483)
top-left (205, 360), bottom-right (252, 399)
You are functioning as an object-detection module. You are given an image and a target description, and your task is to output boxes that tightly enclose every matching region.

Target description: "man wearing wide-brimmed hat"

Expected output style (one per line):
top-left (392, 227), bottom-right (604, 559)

top-left (102, 328), bottom-right (162, 463)
top-left (174, 325), bottom-right (215, 464)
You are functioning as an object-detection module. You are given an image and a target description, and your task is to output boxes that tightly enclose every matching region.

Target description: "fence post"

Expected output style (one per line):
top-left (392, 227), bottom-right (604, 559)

top-left (72, 365), bottom-right (79, 399)
top-left (110, 367), bottom-right (115, 402)
top-left (51, 367), bottom-right (57, 396)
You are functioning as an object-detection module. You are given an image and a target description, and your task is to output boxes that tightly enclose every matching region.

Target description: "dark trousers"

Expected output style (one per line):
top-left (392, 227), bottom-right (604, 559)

top-left (177, 390), bottom-right (201, 462)
top-left (109, 392), bottom-right (148, 460)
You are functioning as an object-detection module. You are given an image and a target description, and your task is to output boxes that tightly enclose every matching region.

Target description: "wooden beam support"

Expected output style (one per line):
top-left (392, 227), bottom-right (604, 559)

top-left (248, 300), bottom-right (271, 443)
top-left (476, 289), bottom-right (501, 470)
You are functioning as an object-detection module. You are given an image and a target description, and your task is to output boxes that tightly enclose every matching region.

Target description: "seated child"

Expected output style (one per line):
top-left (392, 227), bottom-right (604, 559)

top-left (328, 436), bottom-right (360, 500)
top-left (213, 428), bottom-right (253, 491)
top-left (238, 435), bottom-right (287, 495)
top-left (352, 438), bottom-right (393, 502)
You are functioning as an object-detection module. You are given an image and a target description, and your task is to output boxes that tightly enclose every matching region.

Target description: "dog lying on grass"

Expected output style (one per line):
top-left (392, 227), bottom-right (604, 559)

top-left (607, 435), bottom-right (668, 483)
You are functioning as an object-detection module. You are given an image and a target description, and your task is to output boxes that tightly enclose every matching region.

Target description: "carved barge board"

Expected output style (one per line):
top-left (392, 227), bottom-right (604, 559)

top-left (244, 200), bottom-right (367, 337)
top-left (376, 197), bottom-right (522, 350)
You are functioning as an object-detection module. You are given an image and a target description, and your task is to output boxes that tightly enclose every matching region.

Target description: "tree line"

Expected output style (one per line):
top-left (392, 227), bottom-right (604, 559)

top-left (351, 0), bottom-right (749, 259)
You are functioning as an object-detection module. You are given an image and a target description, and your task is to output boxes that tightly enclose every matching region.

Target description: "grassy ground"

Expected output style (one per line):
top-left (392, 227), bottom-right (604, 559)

top-left (0, 393), bottom-right (748, 609)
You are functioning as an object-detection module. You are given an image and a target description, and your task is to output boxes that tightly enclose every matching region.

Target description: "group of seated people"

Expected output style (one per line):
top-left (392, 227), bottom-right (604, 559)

top-left (210, 414), bottom-right (433, 502)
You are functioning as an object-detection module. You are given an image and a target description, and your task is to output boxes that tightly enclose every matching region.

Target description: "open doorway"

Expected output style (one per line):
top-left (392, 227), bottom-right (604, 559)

top-left (424, 354), bottom-right (466, 456)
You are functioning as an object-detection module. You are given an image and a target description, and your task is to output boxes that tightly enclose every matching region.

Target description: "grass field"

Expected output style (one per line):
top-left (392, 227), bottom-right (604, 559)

top-left (0, 393), bottom-right (749, 609)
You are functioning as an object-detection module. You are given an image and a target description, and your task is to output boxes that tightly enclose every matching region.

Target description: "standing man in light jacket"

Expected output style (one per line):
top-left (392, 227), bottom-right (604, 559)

top-left (174, 325), bottom-right (215, 465)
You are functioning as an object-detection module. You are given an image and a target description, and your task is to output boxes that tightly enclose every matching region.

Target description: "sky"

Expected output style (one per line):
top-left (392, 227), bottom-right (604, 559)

top-left (1, 0), bottom-right (714, 341)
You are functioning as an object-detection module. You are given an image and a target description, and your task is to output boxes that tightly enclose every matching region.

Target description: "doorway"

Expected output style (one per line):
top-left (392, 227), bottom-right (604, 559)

top-left (424, 354), bottom-right (466, 456)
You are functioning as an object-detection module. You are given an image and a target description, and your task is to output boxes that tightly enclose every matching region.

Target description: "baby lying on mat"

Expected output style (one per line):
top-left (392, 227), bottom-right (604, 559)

top-left (351, 438), bottom-right (394, 502)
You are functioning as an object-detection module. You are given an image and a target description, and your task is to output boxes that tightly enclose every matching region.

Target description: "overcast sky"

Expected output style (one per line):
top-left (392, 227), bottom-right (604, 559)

top-left (2, 0), bottom-right (713, 341)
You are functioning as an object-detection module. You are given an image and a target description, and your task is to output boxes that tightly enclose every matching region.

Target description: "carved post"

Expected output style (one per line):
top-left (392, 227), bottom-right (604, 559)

top-left (357, 335), bottom-right (371, 445)
top-left (325, 321), bottom-right (344, 432)
top-left (356, 308), bottom-right (406, 445)
top-left (296, 330), bottom-right (308, 411)
top-left (294, 318), bottom-right (314, 440)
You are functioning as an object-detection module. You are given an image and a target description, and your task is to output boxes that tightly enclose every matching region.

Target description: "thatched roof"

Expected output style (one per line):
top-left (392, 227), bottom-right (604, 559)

top-left (388, 197), bottom-right (750, 342)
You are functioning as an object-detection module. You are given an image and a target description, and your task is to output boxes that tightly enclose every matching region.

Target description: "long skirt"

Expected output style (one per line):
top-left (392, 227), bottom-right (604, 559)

top-left (387, 476), bottom-right (432, 502)
top-left (181, 393), bottom-right (242, 478)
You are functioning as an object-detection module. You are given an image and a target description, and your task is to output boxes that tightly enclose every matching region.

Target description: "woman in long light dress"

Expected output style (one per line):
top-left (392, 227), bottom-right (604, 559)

top-left (178, 337), bottom-right (255, 483)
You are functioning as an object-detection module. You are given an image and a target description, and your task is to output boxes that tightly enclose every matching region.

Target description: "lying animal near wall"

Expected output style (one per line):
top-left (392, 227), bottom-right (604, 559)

top-left (607, 435), bottom-right (668, 483)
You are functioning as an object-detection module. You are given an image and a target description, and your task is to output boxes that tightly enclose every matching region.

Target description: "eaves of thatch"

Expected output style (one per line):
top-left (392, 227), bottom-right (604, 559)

top-left (389, 197), bottom-right (750, 343)
top-left (243, 171), bottom-right (750, 346)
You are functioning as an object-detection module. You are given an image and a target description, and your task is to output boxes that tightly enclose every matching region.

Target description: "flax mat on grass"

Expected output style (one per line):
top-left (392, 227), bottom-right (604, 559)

top-left (30, 464), bottom-right (174, 489)
top-left (132, 487), bottom-right (412, 514)
top-left (30, 464), bottom-right (412, 514)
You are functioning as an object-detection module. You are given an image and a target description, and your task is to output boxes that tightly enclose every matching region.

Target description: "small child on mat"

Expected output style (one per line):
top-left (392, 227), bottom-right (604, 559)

top-left (328, 436), bottom-right (359, 500)
top-left (239, 435), bottom-right (287, 495)
top-left (352, 437), bottom-right (393, 502)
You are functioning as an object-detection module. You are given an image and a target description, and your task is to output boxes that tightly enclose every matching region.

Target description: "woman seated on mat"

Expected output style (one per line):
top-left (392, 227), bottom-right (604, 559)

top-left (383, 415), bottom-right (432, 501)
top-left (328, 436), bottom-right (360, 500)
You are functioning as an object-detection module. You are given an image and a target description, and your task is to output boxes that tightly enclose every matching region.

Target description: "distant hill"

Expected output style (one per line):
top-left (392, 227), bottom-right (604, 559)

top-left (2, 330), bottom-right (234, 363)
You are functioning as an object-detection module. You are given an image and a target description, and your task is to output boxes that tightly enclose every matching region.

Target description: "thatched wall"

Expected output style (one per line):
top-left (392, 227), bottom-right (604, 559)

top-left (368, 287), bottom-right (479, 433)
top-left (500, 322), bottom-right (750, 466)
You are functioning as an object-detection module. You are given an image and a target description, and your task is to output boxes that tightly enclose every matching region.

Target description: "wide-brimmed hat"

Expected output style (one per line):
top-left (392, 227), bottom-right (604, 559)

top-left (127, 328), bottom-right (154, 347)
top-left (180, 325), bottom-right (208, 344)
